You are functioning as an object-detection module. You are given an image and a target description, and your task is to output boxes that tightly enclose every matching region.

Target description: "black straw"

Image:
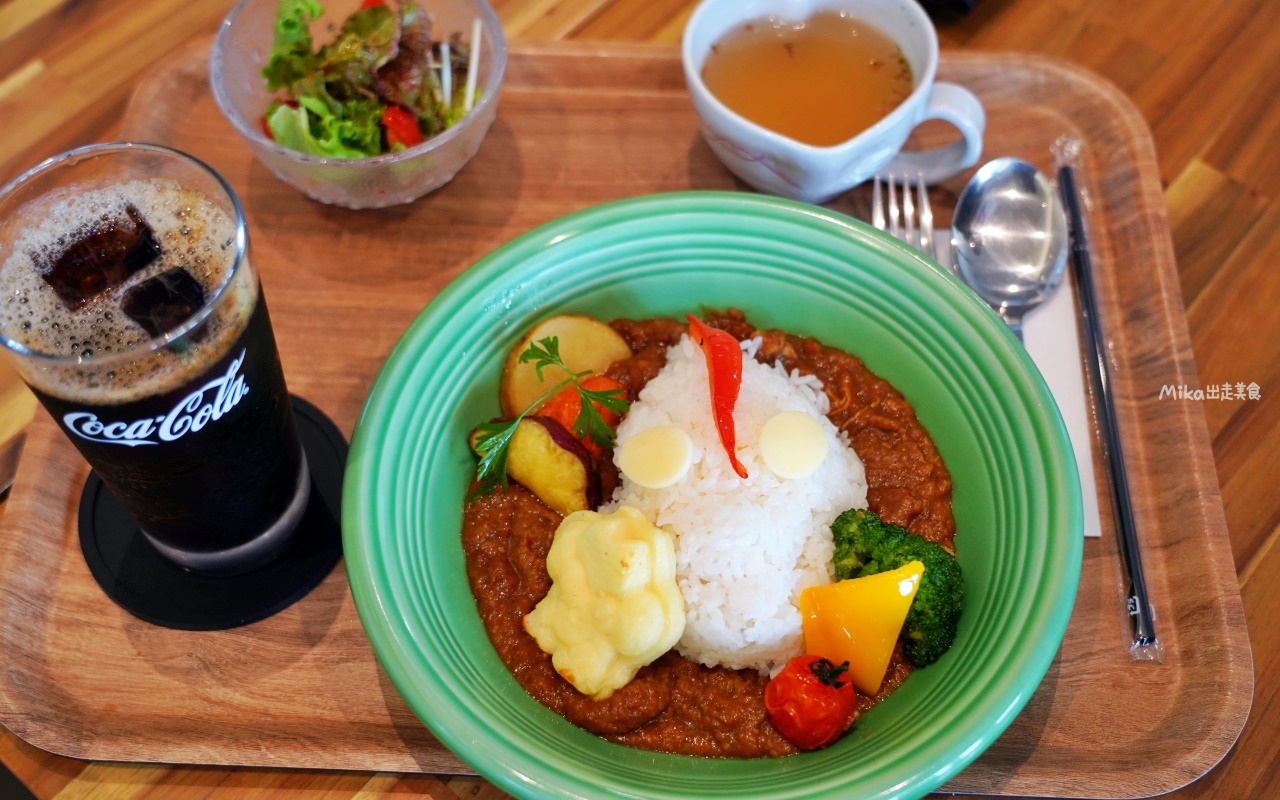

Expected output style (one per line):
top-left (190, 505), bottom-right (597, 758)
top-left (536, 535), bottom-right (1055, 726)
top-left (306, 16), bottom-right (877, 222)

top-left (1058, 165), bottom-right (1157, 649)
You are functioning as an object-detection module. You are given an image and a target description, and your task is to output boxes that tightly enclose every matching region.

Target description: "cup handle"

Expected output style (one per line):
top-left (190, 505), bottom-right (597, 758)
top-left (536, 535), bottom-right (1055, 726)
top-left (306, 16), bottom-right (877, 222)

top-left (879, 82), bottom-right (986, 184)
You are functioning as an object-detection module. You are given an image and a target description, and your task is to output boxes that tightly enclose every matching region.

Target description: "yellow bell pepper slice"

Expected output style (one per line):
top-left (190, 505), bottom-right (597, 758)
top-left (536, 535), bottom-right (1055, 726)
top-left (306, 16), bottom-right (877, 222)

top-left (799, 560), bottom-right (923, 696)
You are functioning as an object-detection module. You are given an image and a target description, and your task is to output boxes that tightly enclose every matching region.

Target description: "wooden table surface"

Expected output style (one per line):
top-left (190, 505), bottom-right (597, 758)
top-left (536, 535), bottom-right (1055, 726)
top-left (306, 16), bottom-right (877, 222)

top-left (1, 1), bottom-right (1276, 798)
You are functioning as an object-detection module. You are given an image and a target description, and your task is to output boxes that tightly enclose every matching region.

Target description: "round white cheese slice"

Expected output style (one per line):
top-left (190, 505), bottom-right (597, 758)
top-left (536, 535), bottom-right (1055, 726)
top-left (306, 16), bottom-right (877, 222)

top-left (760, 410), bottom-right (829, 480)
top-left (616, 424), bottom-right (695, 489)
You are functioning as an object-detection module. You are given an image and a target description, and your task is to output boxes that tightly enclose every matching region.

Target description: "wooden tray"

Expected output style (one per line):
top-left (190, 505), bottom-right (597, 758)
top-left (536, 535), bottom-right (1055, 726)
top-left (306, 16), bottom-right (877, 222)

top-left (0, 39), bottom-right (1251, 798)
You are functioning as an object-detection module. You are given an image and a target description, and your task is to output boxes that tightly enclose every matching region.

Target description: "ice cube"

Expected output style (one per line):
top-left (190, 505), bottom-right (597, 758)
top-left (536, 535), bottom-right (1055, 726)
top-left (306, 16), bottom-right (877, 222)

top-left (121, 267), bottom-right (206, 338)
top-left (37, 205), bottom-right (162, 310)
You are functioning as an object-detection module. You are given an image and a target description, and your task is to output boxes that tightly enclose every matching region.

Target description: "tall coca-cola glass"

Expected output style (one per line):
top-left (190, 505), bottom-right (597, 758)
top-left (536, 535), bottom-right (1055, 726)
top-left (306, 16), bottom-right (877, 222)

top-left (0, 143), bottom-right (309, 577)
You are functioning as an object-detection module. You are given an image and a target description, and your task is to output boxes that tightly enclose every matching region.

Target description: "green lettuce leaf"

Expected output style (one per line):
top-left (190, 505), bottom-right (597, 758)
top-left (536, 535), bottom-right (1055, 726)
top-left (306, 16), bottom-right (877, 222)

top-left (265, 95), bottom-right (383, 159)
top-left (262, 0), bottom-right (325, 91)
top-left (315, 6), bottom-right (400, 89)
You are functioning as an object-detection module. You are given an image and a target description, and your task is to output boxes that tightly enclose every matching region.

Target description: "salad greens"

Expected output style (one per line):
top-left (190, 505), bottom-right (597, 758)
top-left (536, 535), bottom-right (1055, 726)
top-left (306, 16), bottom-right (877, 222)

top-left (261, 0), bottom-right (475, 158)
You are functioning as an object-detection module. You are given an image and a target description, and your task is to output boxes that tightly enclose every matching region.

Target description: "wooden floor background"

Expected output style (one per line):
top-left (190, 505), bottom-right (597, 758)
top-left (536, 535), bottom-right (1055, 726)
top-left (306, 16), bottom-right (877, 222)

top-left (2, 0), bottom-right (1279, 798)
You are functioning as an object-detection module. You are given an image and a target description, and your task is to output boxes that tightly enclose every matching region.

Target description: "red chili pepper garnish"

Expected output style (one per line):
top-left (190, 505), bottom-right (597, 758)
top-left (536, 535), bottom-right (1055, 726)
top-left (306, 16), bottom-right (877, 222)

top-left (685, 314), bottom-right (748, 479)
top-left (381, 105), bottom-right (424, 150)
top-left (764, 655), bottom-right (859, 750)
top-left (360, 0), bottom-right (385, 7)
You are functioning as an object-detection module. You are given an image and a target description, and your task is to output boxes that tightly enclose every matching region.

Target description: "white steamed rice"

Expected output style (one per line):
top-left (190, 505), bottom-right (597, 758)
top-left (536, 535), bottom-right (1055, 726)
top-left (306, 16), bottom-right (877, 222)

top-left (602, 334), bottom-right (867, 674)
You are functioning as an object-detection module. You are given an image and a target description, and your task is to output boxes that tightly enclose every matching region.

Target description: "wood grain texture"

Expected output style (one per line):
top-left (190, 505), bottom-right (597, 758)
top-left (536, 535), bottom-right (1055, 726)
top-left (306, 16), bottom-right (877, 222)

top-left (1, 1), bottom-right (1277, 798)
top-left (0, 38), bottom-right (1251, 797)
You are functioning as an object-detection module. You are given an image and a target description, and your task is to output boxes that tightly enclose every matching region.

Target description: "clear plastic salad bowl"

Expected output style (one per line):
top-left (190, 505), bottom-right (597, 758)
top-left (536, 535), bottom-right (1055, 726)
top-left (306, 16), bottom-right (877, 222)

top-left (211, 0), bottom-right (506, 209)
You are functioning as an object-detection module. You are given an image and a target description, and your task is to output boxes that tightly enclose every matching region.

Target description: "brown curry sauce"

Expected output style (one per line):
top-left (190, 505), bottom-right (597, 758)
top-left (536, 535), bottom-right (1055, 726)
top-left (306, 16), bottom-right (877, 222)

top-left (461, 310), bottom-right (955, 758)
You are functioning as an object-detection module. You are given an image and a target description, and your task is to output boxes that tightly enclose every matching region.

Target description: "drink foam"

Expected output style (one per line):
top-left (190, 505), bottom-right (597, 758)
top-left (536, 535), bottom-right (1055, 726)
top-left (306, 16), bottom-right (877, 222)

top-left (0, 179), bottom-right (254, 405)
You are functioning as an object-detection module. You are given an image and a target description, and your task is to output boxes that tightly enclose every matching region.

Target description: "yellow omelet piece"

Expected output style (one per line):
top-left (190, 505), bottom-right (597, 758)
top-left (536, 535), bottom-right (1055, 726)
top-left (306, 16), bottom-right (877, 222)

top-left (799, 560), bottom-right (923, 695)
top-left (523, 505), bottom-right (686, 700)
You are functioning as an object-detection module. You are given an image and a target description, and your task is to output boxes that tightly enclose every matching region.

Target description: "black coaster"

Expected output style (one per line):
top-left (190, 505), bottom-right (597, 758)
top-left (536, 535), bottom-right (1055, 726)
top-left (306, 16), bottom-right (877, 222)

top-left (77, 396), bottom-right (346, 631)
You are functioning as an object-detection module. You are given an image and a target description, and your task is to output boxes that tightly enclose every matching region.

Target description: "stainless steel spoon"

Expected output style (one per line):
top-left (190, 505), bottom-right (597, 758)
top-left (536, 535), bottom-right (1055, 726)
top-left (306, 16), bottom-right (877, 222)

top-left (951, 158), bottom-right (1068, 341)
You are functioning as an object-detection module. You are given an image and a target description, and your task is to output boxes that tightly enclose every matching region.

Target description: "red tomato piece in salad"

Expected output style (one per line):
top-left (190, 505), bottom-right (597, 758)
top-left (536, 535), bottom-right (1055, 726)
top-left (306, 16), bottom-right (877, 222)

top-left (382, 105), bottom-right (425, 150)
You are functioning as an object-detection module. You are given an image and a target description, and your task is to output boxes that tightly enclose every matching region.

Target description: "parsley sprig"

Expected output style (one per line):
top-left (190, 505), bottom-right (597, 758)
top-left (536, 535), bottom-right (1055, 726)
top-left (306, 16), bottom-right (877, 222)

top-left (470, 336), bottom-right (630, 499)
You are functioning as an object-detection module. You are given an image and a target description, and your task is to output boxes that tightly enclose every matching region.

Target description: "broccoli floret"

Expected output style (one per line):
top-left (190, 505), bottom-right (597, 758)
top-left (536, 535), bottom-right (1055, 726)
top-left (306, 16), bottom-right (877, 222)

top-left (831, 508), bottom-right (964, 668)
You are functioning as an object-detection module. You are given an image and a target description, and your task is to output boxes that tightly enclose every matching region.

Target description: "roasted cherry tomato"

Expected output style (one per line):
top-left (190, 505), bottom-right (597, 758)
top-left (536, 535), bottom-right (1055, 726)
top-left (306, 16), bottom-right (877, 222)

top-left (764, 655), bottom-right (858, 750)
top-left (381, 105), bottom-right (424, 150)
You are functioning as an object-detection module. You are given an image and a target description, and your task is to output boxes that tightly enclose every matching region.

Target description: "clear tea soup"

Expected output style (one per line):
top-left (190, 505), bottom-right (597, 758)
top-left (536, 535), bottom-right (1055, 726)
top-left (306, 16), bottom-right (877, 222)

top-left (701, 10), bottom-right (914, 147)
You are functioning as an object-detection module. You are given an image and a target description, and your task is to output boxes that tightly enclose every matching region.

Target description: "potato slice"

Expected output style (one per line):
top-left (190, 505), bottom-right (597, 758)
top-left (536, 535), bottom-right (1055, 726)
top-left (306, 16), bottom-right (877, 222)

top-left (500, 315), bottom-right (633, 417)
top-left (507, 416), bottom-right (601, 515)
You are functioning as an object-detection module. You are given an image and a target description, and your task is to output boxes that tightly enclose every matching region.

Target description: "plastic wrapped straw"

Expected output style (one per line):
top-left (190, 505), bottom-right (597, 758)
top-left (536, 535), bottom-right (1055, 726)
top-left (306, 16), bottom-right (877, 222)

top-left (1052, 135), bottom-right (1163, 664)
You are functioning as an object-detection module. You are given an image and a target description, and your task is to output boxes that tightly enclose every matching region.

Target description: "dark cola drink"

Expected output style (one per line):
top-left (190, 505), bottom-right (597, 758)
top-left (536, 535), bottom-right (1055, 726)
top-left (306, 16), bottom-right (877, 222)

top-left (29, 295), bottom-right (308, 569)
top-left (0, 145), bottom-right (308, 575)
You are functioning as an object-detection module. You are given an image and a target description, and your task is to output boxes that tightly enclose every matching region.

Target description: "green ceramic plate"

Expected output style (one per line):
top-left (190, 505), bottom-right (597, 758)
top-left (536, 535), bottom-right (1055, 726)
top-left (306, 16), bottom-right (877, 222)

top-left (343, 192), bottom-right (1083, 800)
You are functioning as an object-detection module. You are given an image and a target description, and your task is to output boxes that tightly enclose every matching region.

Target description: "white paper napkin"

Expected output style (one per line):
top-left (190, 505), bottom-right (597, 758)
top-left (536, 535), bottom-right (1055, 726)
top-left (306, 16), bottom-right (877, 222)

top-left (934, 235), bottom-right (1102, 538)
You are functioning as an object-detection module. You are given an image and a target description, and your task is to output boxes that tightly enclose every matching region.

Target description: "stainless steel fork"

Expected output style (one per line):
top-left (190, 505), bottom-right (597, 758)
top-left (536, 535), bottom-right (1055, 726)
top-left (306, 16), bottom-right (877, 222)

top-left (871, 173), bottom-right (939, 262)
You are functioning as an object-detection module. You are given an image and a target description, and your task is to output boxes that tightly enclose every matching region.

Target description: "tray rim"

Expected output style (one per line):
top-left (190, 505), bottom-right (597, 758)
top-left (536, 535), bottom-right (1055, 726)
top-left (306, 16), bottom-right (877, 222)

top-left (0, 38), bottom-right (1253, 798)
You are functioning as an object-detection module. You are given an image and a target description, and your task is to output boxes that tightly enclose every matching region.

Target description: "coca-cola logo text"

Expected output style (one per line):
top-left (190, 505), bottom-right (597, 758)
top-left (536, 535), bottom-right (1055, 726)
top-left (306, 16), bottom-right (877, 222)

top-left (63, 350), bottom-right (251, 447)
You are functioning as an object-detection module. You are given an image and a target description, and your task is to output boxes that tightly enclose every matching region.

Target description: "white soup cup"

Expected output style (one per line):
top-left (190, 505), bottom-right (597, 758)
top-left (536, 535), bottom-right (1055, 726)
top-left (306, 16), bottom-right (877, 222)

top-left (682, 0), bottom-right (985, 203)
